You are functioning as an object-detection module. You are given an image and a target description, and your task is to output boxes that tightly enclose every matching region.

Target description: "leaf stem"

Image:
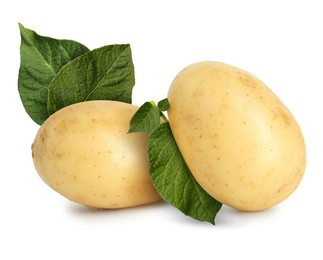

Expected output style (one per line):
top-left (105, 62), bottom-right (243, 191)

top-left (160, 111), bottom-right (169, 122)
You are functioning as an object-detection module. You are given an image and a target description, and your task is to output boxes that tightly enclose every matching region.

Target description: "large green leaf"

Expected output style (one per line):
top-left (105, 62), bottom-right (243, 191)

top-left (148, 123), bottom-right (222, 224)
top-left (47, 44), bottom-right (135, 115)
top-left (18, 23), bottom-right (89, 125)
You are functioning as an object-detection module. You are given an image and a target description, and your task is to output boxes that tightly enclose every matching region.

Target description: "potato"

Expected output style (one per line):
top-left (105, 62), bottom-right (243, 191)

top-left (32, 100), bottom-right (161, 209)
top-left (167, 61), bottom-right (306, 211)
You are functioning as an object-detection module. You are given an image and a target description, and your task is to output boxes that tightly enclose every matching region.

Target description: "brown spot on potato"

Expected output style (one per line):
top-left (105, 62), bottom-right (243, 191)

top-left (219, 102), bottom-right (231, 112)
top-left (278, 109), bottom-right (292, 125)
top-left (56, 152), bottom-right (63, 158)
top-left (54, 120), bottom-right (68, 134)
top-left (239, 74), bottom-right (258, 89)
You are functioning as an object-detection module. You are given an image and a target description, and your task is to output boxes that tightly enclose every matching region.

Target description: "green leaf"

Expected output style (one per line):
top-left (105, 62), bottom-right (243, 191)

top-left (47, 44), bottom-right (135, 115)
top-left (157, 98), bottom-right (170, 111)
top-left (18, 23), bottom-right (89, 125)
top-left (148, 122), bottom-right (222, 224)
top-left (128, 101), bottom-right (161, 134)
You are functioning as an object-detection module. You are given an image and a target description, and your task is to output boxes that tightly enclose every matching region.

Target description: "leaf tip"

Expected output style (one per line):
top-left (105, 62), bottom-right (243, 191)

top-left (209, 219), bottom-right (216, 225)
top-left (18, 22), bottom-right (24, 31)
top-left (127, 128), bottom-right (136, 134)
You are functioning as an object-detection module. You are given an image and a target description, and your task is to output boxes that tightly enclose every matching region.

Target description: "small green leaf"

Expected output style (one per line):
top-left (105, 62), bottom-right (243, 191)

top-left (128, 101), bottom-right (161, 134)
top-left (148, 122), bottom-right (222, 224)
top-left (18, 23), bottom-right (89, 125)
top-left (157, 98), bottom-right (170, 111)
top-left (47, 44), bottom-right (135, 115)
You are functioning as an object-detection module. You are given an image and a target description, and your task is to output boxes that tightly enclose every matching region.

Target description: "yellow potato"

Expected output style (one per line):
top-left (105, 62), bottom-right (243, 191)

top-left (167, 61), bottom-right (306, 211)
top-left (32, 100), bottom-right (161, 209)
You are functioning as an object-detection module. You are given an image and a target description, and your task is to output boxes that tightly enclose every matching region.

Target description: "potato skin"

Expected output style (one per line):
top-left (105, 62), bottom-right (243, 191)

top-left (32, 100), bottom-right (161, 209)
top-left (167, 61), bottom-right (306, 211)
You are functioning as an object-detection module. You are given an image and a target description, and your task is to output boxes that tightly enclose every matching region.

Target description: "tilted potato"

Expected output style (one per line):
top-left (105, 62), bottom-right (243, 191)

top-left (167, 61), bottom-right (306, 211)
top-left (32, 100), bottom-right (161, 208)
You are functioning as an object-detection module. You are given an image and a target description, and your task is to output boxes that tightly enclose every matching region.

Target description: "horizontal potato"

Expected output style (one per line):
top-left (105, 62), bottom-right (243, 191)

top-left (32, 100), bottom-right (161, 209)
top-left (167, 61), bottom-right (306, 211)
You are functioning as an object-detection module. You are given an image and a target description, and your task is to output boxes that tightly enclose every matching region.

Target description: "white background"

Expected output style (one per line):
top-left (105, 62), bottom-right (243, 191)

top-left (1, 0), bottom-right (322, 259)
